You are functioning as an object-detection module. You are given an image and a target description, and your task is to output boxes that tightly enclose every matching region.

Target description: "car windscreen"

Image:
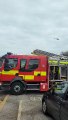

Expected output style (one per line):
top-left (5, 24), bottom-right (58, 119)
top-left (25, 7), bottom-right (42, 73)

top-left (54, 82), bottom-right (68, 94)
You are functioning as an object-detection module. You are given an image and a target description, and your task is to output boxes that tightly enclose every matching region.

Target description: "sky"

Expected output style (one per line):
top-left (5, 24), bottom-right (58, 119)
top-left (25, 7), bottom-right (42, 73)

top-left (0, 0), bottom-right (68, 56)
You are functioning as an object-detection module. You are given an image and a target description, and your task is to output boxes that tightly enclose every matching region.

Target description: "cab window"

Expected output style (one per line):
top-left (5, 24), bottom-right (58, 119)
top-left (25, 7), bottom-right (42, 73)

top-left (20, 59), bottom-right (26, 70)
top-left (28, 59), bottom-right (39, 70)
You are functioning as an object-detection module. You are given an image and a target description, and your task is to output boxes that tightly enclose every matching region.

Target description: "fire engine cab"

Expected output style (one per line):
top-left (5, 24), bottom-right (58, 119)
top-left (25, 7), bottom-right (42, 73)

top-left (0, 53), bottom-right (49, 94)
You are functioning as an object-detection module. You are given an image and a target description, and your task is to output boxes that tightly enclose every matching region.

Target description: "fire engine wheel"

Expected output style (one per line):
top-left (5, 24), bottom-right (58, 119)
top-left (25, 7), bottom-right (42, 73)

top-left (42, 101), bottom-right (48, 114)
top-left (11, 82), bottom-right (25, 95)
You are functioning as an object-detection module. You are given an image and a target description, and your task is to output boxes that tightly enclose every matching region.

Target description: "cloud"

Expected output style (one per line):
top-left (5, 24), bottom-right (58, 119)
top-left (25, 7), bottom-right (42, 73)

top-left (0, 0), bottom-right (68, 56)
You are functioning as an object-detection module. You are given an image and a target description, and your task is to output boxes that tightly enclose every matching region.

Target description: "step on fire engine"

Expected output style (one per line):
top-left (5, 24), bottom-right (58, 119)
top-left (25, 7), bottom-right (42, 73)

top-left (0, 53), bottom-right (49, 94)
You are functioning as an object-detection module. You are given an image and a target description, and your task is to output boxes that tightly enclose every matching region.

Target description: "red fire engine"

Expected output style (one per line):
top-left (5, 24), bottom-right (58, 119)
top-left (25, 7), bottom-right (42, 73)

top-left (0, 53), bottom-right (49, 94)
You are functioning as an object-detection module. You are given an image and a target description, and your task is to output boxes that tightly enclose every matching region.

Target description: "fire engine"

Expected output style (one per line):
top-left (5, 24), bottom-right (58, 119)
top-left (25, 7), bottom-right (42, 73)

top-left (0, 53), bottom-right (49, 94)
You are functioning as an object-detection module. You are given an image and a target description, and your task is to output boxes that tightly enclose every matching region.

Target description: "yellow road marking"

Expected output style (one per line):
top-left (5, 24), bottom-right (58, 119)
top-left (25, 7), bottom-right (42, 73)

top-left (0, 95), bottom-right (9, 112)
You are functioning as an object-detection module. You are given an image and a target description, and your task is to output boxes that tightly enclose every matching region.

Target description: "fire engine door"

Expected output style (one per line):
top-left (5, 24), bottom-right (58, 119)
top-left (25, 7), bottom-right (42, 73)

top-left (19, 59), bottom-right (41, 82)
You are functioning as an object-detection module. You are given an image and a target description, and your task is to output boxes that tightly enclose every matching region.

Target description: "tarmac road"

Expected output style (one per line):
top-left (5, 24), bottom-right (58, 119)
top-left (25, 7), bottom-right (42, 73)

top-left (0, 91), bottom-right (53, 120)
top-left (20, 93), bottom-right (53, 120)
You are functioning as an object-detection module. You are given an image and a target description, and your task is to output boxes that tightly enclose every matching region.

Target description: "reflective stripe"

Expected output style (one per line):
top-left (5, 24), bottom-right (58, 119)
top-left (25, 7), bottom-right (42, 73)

top-left (49, 60), bottom-right (68, 65)
top-left (34, 71), bottom-right (46, 76)
top-left (60, 61), bottom-right (68, 64)
top-left (1, 70), bottom-right (46, 80)
top-left (2, 70), bottom-right (18, 75)
top-left (25, 75), bottom-right (34, 80)
top-left (34, 71), bottom-right (40, 76)
top-left (19, 75), bottom-right (34, 80)
top-left (49, 60), bottom-right (58, 64)
top-left (41, 71), bottom-right (46, 76)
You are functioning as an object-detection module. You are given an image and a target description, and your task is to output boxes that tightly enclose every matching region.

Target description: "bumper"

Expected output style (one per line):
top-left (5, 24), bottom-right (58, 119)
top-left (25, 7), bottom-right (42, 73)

top-left (0, 82), bottom-right (10, 90)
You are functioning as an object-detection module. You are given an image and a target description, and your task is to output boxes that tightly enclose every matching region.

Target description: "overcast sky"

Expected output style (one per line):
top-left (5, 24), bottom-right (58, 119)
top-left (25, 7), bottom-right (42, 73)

top-left (0, 0), bottom-right (68, 56)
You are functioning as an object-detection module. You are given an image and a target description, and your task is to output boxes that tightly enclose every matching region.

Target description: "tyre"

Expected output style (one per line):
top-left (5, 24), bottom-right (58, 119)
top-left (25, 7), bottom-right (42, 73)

top-left (10, 82), bottom-right (25, 95)
top-left (42, 101), bottom-right (48, 114)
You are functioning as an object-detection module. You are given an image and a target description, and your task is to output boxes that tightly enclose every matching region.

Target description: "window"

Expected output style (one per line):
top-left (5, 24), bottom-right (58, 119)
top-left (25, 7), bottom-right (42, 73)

top-left (28, 59), bottom-right (39, 70)
top-left (4, 58), bottom-right (18, 70)
top-left (0, 59), bottom-right (3, 68)
top-left (20, 59), bottom-right (26, 70)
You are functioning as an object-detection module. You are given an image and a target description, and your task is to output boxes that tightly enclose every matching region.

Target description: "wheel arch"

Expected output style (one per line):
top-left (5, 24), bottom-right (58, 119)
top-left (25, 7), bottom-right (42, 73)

top-left (10, 76), bottom-right (26, 89)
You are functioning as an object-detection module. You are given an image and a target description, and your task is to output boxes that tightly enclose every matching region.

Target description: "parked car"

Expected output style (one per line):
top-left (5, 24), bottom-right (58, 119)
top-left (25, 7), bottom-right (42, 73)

top-left (42, 81), bottom-right (68, 120)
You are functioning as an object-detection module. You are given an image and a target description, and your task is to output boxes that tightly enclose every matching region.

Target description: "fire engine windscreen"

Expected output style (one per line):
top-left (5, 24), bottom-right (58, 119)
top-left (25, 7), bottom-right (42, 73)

top-left (4, 58), bottom-right (18, 70)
